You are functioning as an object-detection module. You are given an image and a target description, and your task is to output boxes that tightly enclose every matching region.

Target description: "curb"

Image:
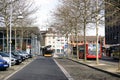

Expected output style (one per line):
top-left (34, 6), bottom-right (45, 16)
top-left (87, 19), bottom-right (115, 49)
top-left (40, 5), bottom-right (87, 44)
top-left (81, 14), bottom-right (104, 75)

top-left (68, 58), bottom-right (120, 78)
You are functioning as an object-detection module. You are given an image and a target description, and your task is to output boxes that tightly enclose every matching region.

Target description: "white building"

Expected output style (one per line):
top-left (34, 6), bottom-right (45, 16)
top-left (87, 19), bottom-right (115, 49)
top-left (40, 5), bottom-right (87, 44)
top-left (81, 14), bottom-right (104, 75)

top-left (45, 33), bottom-right (68, 53)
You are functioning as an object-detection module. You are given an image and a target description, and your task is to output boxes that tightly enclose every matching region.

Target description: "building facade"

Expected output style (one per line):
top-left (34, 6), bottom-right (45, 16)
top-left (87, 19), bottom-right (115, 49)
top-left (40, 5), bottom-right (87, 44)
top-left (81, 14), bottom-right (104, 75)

top-left (45, 31), bottom-right (104, 54)
top-left (105, 0), bottom-right (120, 45)
top-left (0, 27), bottom-right (40, 53)
top-left (45, 33), bottom-right (68, 53)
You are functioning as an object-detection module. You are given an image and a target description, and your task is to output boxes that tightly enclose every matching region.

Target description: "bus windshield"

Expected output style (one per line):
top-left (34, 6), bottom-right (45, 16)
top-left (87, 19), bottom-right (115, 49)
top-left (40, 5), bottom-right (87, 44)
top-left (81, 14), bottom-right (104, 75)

top-left (88, 43), bottom-right (100, 55)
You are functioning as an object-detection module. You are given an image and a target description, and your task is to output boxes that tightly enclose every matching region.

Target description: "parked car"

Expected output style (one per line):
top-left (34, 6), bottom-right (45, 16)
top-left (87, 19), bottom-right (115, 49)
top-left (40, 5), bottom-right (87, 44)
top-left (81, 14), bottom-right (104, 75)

top-left (0, 55), bottom-right (9, 70)
top-left (16, 50), bottom-right (29, 59)
top-left (5, 52), bottom-right (22, 65)
top-left (28, 53), bottom-right (33, 58)
top-left (0, 52), bottom-right (16, 66)
top-left (12, 51), bottom-right (26, 61)
top-left (22, 50), bottom-right (33, 58)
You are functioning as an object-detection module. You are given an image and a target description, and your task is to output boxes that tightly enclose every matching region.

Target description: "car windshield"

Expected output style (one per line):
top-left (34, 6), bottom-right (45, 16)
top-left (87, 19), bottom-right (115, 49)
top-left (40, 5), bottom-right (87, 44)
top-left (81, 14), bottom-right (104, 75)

top-left (0, 52), bottom-right (9, 57)
top-left (12, 52), bottom-right (19, 55)
top-left (0, 55), bottom-right (3, 59)
top-left (4, 53), bottom-right (15, 57)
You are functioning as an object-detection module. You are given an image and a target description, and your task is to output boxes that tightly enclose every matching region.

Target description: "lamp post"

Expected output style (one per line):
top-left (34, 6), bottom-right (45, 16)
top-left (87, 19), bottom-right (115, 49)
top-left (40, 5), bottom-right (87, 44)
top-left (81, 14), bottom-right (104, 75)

top-left (16, 13), bottom-right (23, 51)
top-left (9, 0), bottom-right (13, 67)
top-left (17, 12), bottom-right (24, 50)
top-left (2, 31), bottom-right (5, 51)
top-left (35, 36), bottom-right (37, 55)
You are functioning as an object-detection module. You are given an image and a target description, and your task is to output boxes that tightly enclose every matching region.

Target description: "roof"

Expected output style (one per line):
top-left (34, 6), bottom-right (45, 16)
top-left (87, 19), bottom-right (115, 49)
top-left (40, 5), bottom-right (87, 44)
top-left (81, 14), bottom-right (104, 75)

top-left (0, 27), bottom-right (41, 39)
top-left (0, 26), bottom-right (40, 33)
top-left (69, 36), bottom-right (103, 41)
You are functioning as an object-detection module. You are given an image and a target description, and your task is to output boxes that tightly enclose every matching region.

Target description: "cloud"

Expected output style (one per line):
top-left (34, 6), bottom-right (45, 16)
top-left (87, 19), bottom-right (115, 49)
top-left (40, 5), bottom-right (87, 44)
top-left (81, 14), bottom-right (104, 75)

top-left (39, 0), bottom-right (51, 4)
top-left (34, 0), bottom-right (56, 5)
top-left (33, 0), bottom-right (59, 28)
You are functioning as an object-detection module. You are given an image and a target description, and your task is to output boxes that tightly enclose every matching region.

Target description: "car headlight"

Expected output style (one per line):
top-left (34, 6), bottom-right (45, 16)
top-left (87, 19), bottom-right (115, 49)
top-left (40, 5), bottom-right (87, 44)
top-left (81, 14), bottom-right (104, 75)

top-left (11, 59), bottom-right (14, 61)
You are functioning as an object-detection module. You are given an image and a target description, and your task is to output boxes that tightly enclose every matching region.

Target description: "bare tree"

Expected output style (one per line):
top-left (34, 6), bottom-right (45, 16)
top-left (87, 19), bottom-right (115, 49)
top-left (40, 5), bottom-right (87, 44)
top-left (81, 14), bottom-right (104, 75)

top-left (13, 0), bottom-right (38, 50)
top-left (0, 0), bottom-right (19, 52)
top-left (51, 0), bottom-right (104, 62)
top-left (52, 0), bottom-right (99, 61)
top-left (51, 0), bottom-right (84, 59)
top-left (0, 0), bottom-right (38, 51)
top-left (104, 0), bottom-right (120, 26)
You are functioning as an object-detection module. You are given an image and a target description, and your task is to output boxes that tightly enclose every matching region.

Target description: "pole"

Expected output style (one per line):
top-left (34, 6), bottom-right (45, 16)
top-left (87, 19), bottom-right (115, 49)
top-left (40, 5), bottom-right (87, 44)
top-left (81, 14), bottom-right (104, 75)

top-left (36, 36), bottom-right (37, 55)
top-left (59, 32), bottom-right (61, 54)
top-left (96, 0), bottom-right (99, 64)
top-left (20, 28), bottom-right (23, 50)
top-left (38, 41), bottom-right (41, 55)
top-left (15, 28), bottom-right (17, 51)
top-left (77, 32), bottom-right (79, 60)
top-left (9, 0), bottom-right (13, 67)
top-left (118, 45), bottom-right (120, 70)
top-left (2, 31), bottom-right (4, 51)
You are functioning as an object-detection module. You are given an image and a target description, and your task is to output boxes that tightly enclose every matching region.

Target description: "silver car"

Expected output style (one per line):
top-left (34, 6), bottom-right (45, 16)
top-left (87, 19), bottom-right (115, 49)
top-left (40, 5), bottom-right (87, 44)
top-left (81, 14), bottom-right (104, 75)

top-left (0, 52), bottom-right (16, 66)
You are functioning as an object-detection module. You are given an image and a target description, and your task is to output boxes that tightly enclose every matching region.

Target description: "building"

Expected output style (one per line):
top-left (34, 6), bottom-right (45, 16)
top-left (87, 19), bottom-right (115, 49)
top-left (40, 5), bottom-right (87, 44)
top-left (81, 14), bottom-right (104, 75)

top-left (0, 27), bottom-right (41, 53)
top-left (44, 28), bottom-right (67, 53)
top-left (105, 0), bottom-right (120, 45)
top-left (43, 28), bottom-right (104, 52)
top-left (105, 0), bottom-right (120, 57)
top-left (69, 36), bottom-right (104, 47)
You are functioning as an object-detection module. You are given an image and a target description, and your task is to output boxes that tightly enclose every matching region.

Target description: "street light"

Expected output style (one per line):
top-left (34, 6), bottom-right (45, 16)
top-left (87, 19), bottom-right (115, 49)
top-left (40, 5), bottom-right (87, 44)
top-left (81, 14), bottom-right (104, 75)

top-left (9, 0), bottom-right (13, 67)
top-left (15, 13), bottom-right (23, 51)
top-left (35, 36), bottom-right (37, 55)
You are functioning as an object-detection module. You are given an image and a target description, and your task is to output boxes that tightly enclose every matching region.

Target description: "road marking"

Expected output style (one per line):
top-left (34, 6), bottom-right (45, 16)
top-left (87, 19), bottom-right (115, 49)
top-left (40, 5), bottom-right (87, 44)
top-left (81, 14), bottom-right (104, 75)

top-left (3, 59), bottom-right (35, 80)
top-left (54, 59), bottom-right (74, 80)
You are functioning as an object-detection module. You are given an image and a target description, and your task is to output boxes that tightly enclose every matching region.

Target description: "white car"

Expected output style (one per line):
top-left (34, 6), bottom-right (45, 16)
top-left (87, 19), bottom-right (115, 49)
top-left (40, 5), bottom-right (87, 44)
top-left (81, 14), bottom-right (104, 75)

top-left (0, 52), bottom-right (16, 66)
top-left (2, 57), bottom-right (16, 66)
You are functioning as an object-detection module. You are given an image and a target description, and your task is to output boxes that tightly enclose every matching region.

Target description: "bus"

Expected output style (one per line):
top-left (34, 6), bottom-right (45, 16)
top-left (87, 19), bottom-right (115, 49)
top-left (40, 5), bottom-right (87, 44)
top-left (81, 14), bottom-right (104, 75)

top-left (42, 45), bottom-right (54, 57)
top-left (110, 44), bottom-right (120, 60)
top-left (74, 43), bottom-right (102, 59)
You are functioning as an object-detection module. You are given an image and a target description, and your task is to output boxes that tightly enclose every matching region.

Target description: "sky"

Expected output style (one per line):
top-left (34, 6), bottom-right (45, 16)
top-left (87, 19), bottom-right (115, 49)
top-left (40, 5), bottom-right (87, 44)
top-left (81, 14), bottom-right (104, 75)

top-left (33, 0), bottom-right (105, 36)
top-left (33, 0), bottom-right (59, 30)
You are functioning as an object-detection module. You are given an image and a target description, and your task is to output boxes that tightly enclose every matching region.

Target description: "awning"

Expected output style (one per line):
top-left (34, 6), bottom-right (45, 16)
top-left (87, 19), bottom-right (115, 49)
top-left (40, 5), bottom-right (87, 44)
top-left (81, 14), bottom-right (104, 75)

top-left (102, 45), bottom-right (111, 48)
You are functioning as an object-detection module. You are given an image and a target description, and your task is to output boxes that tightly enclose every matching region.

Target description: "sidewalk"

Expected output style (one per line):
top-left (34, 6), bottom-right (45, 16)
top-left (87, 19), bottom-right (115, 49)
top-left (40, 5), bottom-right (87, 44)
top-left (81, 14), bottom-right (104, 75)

top-left (69, 57), bottom-right (120, 77)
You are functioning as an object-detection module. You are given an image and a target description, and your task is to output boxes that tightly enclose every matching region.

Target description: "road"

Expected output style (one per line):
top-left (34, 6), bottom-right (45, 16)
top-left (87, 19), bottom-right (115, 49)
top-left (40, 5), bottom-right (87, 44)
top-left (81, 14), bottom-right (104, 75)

top-left (6, 56), bottom-right (68, 80)
top-left (5, 56), bottom-right (120, 80)
top-left (55, 58), bottom-right (120, 80)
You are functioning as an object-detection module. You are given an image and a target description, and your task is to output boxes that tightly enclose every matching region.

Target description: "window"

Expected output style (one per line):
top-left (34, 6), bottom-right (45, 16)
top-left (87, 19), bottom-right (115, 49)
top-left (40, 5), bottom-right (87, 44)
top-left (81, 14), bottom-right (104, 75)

top-left (57, 49), bottom-right (60, 53)
top-left (81, 41), bottom-right (83, 43)
top-left (49, 41), bottom-right (51, 43)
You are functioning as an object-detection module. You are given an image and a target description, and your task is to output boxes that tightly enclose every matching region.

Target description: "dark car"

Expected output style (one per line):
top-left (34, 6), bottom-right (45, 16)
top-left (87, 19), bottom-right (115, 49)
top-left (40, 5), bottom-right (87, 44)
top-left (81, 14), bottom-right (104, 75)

top-left (12, 51), bottom-right (26, 61)
top-left (16, 50), bottom-right (29, 59)
top-left (0, 55), bottom-right (9, 70)
top-left (8, 52), bottom-right (23, 65)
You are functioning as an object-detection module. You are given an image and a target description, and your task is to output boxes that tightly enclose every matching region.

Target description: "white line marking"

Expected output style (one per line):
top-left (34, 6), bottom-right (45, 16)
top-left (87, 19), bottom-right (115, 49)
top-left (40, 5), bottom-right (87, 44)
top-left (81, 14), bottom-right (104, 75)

top-left (54, 59), bottom-right (74, 80)
top-left (3, 59), bottom-right (35, 80)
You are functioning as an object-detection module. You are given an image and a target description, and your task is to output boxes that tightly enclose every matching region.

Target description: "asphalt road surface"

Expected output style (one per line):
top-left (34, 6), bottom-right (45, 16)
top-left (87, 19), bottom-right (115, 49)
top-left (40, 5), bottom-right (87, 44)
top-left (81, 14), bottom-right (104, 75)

top-left (55, 58), bottom-right (120, 80)
top-left (6, 56), bottom-right (68, 80)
